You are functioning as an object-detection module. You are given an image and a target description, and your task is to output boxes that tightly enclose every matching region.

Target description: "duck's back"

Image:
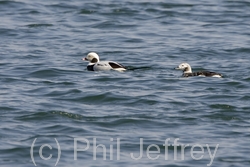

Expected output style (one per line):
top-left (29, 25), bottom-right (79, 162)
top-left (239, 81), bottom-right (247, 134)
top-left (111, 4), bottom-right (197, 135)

top-left (87, 61), bottom-right (126, 71)
top-left (183, 71), bottom-right (222, 77)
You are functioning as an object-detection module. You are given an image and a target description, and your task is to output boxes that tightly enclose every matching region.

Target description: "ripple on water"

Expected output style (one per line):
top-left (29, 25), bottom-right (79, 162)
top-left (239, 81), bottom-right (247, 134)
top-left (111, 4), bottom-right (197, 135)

top-left (26, 23), bottom-right (54, 28)
top-left (54, 91), bottom-right (131, 104)
top-left (27, 68), bottom-right (79, 78)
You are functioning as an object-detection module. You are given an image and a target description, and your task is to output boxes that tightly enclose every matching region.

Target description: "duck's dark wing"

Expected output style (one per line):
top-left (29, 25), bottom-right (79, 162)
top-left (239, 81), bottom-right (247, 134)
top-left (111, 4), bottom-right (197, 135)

top-left (183, 71), bottom-right (222, 77)
top-left (108, 62), bottom-right (126, 69)
top-left (197, 71), bottom-right (223, 77)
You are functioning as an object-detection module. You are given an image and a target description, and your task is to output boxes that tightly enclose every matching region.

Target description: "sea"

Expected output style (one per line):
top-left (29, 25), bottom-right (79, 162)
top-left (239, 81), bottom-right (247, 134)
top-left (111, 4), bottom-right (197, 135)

top-left (0, 0), bottom-right (250, 167)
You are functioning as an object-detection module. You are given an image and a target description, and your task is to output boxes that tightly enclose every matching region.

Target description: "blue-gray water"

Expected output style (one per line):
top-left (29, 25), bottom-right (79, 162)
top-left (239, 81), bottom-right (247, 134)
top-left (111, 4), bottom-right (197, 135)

top-left (0, 0), bottom-right (250, 167)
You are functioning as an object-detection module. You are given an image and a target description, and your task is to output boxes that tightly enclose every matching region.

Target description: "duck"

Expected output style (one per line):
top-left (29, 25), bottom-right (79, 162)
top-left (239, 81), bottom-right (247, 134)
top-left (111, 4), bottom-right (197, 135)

top-left (82, 52), bottom-right (126, 71)
top-left (175, 63), bottom-right (222, 78)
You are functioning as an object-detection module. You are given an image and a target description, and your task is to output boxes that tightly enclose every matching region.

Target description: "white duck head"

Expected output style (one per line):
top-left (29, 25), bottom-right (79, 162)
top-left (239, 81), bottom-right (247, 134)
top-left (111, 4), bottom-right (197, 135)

top-left (83, 52), bottom-right (100, 63)
top-left (175, 63), bottom-right (192, 73)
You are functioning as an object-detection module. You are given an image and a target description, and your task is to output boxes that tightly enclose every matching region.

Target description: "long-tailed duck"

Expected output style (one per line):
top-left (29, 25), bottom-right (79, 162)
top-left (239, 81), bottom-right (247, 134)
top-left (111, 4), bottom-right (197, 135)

top-left (175, 63), bottom-right (222, 78)
top-left (83, 52), bottom-right (126, 71)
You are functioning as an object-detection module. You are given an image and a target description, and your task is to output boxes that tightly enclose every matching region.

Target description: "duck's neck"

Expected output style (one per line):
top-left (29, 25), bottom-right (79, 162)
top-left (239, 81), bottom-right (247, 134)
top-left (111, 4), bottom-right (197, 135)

top-left (184, 65), bottom-right (192, 73)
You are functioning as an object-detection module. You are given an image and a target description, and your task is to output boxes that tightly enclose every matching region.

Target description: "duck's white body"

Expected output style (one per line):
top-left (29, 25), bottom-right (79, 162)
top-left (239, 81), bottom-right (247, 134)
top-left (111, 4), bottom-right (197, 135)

top-left (83, 52), bottom-right (126, 71)
top-left (87, 61), bottom-right (126, 71)
top-left (175, 63), bottom-right (222, 78)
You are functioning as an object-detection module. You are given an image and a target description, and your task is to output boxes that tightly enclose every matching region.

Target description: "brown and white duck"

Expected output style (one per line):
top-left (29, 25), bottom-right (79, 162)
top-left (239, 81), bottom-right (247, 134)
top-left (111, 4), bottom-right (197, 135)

top-left (175, 63), bottom-right (222, 78)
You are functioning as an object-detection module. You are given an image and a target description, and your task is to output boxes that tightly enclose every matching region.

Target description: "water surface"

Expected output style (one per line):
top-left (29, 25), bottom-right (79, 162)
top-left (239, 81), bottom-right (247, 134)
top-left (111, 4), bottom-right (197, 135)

top-left (0, 0), bottom-right (250, 167)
